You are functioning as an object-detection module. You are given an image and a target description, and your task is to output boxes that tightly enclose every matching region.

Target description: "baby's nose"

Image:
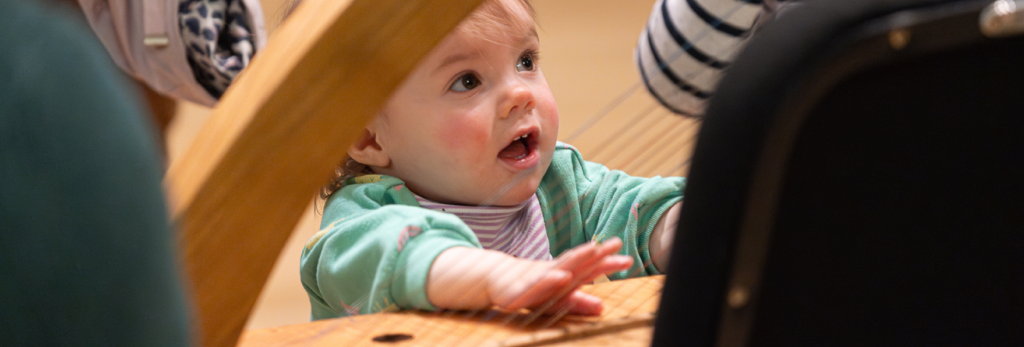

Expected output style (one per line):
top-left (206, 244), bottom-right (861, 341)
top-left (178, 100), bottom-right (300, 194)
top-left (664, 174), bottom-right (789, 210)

top-left (500, 82), bottom-right (535, 119)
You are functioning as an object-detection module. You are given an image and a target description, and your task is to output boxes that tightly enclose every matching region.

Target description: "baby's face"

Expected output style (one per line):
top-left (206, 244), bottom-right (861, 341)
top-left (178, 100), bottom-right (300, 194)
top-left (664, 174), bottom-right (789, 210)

top-left (373, 10), bottom-right (558, 206)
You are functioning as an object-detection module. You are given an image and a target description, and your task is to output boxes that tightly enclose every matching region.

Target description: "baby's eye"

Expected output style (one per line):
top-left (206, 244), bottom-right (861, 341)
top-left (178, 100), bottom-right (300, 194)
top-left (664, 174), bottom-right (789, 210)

top-left (516, 51), bottom-right (537, 72)
top-left (449, 73), bottom-right (480, 92)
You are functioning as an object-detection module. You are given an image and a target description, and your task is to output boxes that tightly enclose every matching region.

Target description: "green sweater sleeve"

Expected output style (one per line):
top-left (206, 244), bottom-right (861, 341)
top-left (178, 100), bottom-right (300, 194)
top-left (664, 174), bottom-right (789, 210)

top-left (538, 143), bottom-right (685, 278)
top-left (300, 177), bottom-right (480, 320)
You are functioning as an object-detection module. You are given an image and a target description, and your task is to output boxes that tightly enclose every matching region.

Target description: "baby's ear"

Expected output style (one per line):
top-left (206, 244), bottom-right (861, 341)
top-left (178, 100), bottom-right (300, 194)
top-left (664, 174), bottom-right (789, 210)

top-left (347, 127), bottom-right (390, 168)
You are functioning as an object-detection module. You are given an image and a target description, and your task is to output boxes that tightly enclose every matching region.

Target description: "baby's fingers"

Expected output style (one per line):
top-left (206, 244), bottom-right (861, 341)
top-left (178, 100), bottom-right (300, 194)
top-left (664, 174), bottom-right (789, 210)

top-left (553, 237), bottom-right (622, 271)
top-left (594, 237), bottom-right (624, 257)
top-left (553, 242), bottom-right (600, 271)
top-left (542, 290), bottom-right (604, 316)
top-left (555, 237), bottom-right (626, 281)
top-left (499, 269), bottom-right (570, 311)
top-left (578, 255), bottom-right (633, 284)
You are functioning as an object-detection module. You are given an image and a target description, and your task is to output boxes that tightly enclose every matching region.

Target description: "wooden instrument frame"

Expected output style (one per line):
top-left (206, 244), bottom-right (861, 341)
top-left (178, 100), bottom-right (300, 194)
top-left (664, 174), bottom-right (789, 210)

top-left (165, 1), bottom-right (484, 346)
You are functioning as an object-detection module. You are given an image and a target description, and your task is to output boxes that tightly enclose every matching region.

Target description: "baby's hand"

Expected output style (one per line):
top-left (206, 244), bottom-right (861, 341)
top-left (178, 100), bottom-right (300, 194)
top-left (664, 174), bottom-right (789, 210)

top-left (487, 238), bottom-right (633, 315)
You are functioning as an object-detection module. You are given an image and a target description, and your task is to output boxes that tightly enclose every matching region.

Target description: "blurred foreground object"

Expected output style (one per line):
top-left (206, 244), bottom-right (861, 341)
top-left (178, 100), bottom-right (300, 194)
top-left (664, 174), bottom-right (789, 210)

top-left (655, 0), bottom-right (1024, 345)
top-left (0, 0), bottom-right (190, 346)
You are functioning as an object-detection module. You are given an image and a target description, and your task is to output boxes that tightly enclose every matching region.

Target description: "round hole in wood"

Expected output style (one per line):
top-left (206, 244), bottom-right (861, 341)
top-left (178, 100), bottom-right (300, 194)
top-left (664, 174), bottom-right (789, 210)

top-left (372, 333), bottom-right (413, 343)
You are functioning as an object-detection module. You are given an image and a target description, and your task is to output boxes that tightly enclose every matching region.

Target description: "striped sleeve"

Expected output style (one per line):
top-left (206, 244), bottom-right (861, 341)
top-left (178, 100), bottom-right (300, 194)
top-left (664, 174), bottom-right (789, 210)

top-left (637, 0), bottom-right (788, 117)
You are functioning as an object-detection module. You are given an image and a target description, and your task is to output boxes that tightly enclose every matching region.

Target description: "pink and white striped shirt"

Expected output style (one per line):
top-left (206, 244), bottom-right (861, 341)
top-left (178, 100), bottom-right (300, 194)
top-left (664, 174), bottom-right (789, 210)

top-left (413, 194), bottom-right (553, 261)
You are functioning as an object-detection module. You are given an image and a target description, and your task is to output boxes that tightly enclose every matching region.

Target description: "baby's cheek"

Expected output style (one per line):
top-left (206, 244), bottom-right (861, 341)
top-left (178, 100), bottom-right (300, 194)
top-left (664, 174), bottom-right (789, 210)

top-left (540, 97), bottom-right (559, 128)
top-left (546, 108), bottom-right (559, 134)
top-left (437, 116), bottom-right (490, 153)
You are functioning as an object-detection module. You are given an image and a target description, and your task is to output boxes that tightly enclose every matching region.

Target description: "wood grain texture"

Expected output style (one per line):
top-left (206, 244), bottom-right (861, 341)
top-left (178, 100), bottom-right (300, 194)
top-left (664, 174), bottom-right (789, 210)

top-left (163, 0), bottom-right (484, 346)
top-left (237, 275), bottom-right (664, 347)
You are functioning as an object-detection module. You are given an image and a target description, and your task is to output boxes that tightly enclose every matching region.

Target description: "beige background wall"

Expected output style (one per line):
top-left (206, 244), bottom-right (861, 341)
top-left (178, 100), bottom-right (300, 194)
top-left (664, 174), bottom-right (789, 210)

top-left (165, 0), bottom-right (696, 331)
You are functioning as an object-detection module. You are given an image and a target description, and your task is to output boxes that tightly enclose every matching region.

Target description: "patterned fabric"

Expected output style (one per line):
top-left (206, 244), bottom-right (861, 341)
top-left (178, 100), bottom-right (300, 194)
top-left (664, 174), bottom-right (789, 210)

top-left (413, 194), bottom-right (553, 261)
top-left (638, 0), bottom-right (790, 117)
top-left (178, 0), bottom-right (256, 98)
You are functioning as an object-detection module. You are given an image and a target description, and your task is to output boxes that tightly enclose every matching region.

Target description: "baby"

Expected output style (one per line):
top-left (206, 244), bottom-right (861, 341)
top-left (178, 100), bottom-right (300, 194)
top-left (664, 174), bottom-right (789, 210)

top-left (301, 0), bottom-right (684, 319)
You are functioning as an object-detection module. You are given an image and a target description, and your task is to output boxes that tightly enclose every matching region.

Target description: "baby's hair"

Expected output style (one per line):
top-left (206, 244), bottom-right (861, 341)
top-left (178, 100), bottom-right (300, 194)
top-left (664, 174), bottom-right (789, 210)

top-left (317, 0), bottom-right (537, 204)
top-left (319, 157), bottom-right (372, 203)
top-left (282, 0), bottom-right (534, 30)
top-left (455, 0), bottom-right (536, 42)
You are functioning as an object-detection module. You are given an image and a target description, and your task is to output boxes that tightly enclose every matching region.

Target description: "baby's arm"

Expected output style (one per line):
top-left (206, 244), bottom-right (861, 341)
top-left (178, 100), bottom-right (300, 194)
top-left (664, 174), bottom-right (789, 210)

top-left (426, 238), bottom-right (633, 315)
top-left (542, 143), bottom-right (685, 278)
top-left (649, 202), bottom-right (682, 272)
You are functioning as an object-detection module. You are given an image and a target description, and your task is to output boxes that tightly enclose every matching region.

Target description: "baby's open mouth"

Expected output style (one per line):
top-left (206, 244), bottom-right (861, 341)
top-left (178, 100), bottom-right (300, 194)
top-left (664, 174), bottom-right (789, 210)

top-left (499, 133), bottom-right (532, 160)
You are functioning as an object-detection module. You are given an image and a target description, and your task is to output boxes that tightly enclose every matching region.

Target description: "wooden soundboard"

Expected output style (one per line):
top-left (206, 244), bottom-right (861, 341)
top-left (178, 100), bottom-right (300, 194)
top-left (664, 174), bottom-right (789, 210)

top-left (238, 275), bottom-right (663, 347)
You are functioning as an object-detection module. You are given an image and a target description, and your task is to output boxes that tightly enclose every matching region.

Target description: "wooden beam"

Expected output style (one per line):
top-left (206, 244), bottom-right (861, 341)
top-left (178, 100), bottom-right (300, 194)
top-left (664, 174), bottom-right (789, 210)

top-left (164, 0), bottom-right (484, 346)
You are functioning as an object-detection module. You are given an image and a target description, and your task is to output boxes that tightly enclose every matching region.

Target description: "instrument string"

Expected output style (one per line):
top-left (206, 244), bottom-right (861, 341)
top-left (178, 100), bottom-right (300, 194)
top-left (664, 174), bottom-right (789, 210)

top-left (627, 286), bottom-right (665, 317)
top-left (630, 117), bottom-right (700, 177)
top-left (563, 82), bottom-right (642, 143)
top-left (592, 106), bottom-right (671, 165)
top-left (626, 118), bottom-right (689, 173)
top-left (669, 155), bottom-right (695, 177)
top-left (585, 102), bottom-right (661, 163)
top-left (610, 111), bottom-right (682, 171)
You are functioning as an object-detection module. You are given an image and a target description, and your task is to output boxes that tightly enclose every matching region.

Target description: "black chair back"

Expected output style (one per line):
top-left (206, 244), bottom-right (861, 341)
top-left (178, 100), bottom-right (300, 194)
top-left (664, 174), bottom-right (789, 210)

top-left (654, 0), bottom-right (1024, 345)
